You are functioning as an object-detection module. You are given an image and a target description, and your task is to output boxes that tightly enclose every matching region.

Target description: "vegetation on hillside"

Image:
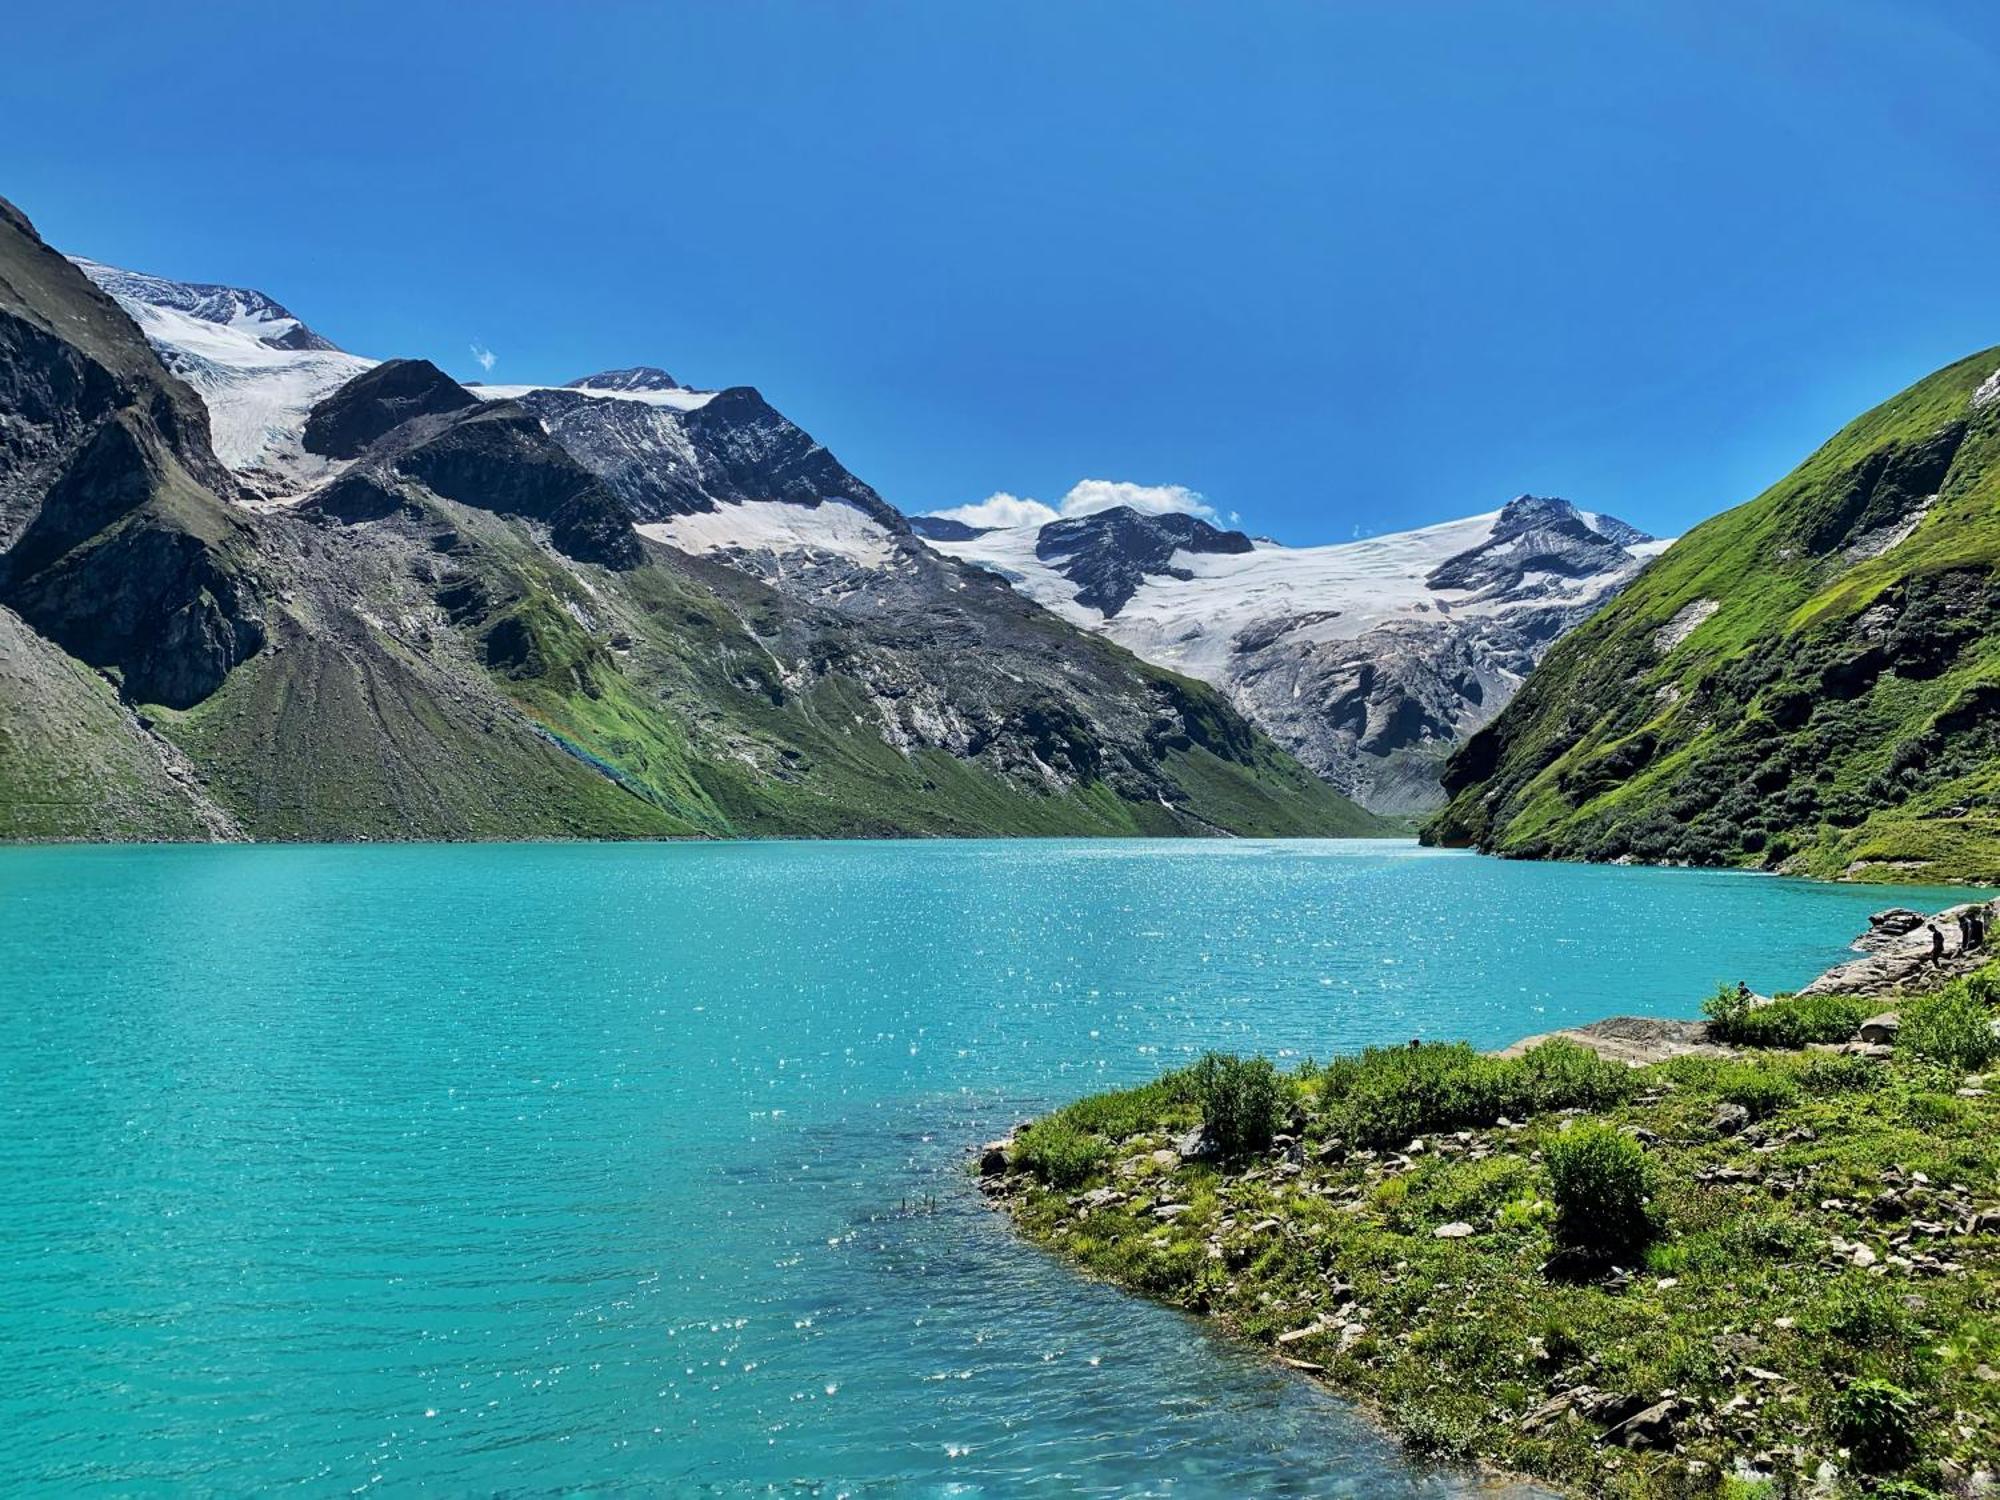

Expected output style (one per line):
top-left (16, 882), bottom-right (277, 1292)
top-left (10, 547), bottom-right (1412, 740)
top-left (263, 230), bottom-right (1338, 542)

top-left (986, 965), bottom-right (2000, 1497)
top-left (1425, 347), bottom-right (2000, 883)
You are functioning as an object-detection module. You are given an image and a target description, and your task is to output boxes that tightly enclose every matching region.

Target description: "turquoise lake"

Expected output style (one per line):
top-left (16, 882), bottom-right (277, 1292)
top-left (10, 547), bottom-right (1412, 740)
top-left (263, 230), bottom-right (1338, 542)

top-left (0, 839), bottom-right (1981, 1496)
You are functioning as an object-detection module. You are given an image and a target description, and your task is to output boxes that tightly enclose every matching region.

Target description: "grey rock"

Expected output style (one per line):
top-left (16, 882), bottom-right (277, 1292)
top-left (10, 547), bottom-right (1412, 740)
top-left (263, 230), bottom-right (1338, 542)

top-left (1856, 1011), bottom-right (1901, 1044)
top-left (1710, 1103), bottom-right (1752, 1135)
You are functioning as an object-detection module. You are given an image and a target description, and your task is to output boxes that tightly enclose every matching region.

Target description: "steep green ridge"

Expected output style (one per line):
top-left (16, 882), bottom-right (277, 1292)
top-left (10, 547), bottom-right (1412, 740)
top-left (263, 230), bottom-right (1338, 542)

top-left (1427, 347), bottom-right (2000, 882)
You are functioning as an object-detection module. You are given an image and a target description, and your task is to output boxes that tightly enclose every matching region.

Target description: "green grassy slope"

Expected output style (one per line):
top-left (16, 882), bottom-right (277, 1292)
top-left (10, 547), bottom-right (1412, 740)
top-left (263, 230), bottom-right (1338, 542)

top-left (0, 605), bottom-right (233, 840)
top-left (1426, 346), bottom-right (2000, 881)
top-left (456, 521), bottom-right (1382, 840)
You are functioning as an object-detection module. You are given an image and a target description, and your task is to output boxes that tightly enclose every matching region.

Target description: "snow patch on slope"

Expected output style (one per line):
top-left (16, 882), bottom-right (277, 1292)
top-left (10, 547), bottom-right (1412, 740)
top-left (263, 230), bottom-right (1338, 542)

top-left (73, 258), bottom-right (374, 490)
top-left (636, 499), bottom-right (897, 568)
top-left (469, 383), bottom-right (719, 413)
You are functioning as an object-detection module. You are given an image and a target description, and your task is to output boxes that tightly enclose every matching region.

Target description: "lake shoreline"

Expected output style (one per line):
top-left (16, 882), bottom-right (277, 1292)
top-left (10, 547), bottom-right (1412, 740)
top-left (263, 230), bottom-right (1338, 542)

top-left (979, 898), bottom-right (2000, 1497)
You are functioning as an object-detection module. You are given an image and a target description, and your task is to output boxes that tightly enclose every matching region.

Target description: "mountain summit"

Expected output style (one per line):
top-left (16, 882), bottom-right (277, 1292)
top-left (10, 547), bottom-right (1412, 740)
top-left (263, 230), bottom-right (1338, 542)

top-left (926, 497), bottom-right (1664, 814)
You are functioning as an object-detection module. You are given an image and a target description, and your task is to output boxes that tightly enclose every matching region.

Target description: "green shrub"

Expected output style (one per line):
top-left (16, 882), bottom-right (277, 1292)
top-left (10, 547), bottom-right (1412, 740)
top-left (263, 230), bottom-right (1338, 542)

top-left (1188, 1052), bottom-right (1284, 1157)
top-left (1811, 1276), bottom-right (1911, 1349)
top-left (1900, 986), bottom-right (2000, 1072)
top-left (1315, 1040), bottom-right (1631, 1146)
top-left (1711, 1062), bottom-right (1799, 1119)
top-left (1799, 1053), bottom-right (1885, 1094)
top-left (1543, 1122), bottom-right (1653, 1260)
top-left (1011, 1118), bottom-right (1107, 1188)
top-left (1703, 988), bottom-right (1872, 1048)
top-left (1055, 1070), bottom-right (1197, 1140)
top-left (1824, 1378), bottom-right (1919, 1471)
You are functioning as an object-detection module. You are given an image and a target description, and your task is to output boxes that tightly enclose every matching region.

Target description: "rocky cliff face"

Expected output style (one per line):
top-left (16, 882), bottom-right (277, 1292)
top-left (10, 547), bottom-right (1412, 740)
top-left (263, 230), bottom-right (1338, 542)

top-left (0, 197), bottom-right (265, 709)
top-left (0, 205), bottom-right (1380, 842)
top-left (1426, 345), bottom-right (2000, 883)
top-left (928, 497), bottom-right (1664, 815)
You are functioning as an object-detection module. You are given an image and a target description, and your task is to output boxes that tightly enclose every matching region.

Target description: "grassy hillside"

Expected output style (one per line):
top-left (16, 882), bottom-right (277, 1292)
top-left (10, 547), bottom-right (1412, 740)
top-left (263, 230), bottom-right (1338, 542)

top-left (1427, 346), bottom-right (2000, 882)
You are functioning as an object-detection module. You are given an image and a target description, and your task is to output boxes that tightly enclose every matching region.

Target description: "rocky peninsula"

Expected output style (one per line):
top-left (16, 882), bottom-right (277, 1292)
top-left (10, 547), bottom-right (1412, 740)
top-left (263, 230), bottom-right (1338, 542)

top-left (979, 901), bottom-right (2000, 1498)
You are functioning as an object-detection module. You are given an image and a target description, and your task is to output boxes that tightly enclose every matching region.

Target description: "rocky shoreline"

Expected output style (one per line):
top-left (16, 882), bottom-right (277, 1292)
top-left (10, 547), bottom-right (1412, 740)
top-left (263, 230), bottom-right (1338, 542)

top-left (975, 900), bottom-right (2000, 1497)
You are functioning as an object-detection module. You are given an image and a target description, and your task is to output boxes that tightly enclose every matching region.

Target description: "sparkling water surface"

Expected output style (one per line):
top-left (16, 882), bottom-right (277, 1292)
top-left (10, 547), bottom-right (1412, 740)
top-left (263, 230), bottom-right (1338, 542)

top-left (0, 839), bottom-right (1979, 1495)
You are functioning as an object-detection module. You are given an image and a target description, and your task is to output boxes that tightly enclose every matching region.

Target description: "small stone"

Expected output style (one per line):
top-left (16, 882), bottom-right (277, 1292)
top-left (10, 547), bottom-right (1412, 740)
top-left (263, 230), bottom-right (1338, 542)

top-left (1175, 1126), bottom-right (1219, 1163)
top-left (1152, 1202), bottom-right (1192, 1221)
top-left (1710, 1103), bottom-right (1752, 1135)
top-left (1856, 1012), bottom-right (1901, 1044)
top-left (1433, 1221), bottom-right (1475, 1239)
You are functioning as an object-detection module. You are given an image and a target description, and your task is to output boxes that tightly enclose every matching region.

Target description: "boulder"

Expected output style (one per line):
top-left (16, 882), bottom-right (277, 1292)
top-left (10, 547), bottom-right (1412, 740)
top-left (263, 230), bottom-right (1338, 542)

top-left (1856, 1012), bottom-right (1901, 1045)
top-left (1710, 1102), bottom-right (1752, 1136)
top-left (1433, 1221), bottom-right (1475, 1240)
top-left (977, 1139), bottom-right (1011, 1176)
top-left (1600, 1398), bottom-right (1680, 1451)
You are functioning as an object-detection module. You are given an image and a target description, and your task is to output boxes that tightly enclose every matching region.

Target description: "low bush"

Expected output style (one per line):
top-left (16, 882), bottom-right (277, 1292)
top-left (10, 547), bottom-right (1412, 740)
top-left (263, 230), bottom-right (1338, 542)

top-left (1799, 1052), bottom-right (1885, 1094)
top-left (1011, 1118), bottom-right (1107, 1188)
top-left (1825, 1378), bottom-right (1919, 1471)
top-left (1811, 1276), bottom-right (1911, 1349)
top-left (1711, 1061), bottom-right (1799, 1119)
top-left (1702, 986), bottom-right (1872, 1048)
top-left (1055, 1070), bottom-right (1197, 1140)
top-left (1543, 1122), bottom-right (1653, 1260)
top-left (1315, 1039), bottom-right (1631, 1146)
top-left (1900, 985), bottom-right (2000, 1072)
top-left (1188, 1052), bottom-right (1285, 1157)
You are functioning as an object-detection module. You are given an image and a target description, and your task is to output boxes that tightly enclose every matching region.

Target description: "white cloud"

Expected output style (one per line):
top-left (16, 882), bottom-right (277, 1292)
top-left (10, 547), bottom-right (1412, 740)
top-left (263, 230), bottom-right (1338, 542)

top-left (928, 492), bottom-right (1061, 530)
top-left (1056, 479), bottom-right (1218, 522)
top-left (470, 342), bottom-right (498, 373)
top-left (927, 478), bottom-right (1220, 532)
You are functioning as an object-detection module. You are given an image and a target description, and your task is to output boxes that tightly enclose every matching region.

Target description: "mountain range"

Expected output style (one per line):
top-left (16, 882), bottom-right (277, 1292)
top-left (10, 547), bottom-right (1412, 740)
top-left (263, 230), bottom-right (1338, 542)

top-left (916, 498), bottom-right (1664, 813)
top-left (0, 194), bottom-right (1390, 842)
top-left (1427, 343), bottom-right (2000, 883)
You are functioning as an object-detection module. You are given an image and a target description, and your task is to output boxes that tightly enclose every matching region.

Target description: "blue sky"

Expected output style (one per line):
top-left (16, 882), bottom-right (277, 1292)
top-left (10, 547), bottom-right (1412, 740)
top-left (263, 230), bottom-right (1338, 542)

top-left (6, 1), bottom-right (1998, 543)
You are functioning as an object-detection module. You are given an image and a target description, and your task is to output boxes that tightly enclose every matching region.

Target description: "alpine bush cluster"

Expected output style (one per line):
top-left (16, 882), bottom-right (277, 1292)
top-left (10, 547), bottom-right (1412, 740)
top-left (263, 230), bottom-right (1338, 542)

top-left (1189, 1052), bottom-right (1285, 1157)
top-left (1542, 1121), bottom-right (1653, 1261)
top-left (1701, 984), bottom-right (1872, 1048)
top-left (1315, 1039), bottom-right (1633, 1146)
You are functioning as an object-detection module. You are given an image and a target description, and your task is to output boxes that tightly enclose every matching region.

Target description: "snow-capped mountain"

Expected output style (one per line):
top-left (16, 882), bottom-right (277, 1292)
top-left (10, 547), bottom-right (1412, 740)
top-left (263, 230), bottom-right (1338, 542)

top-left (5, 201), bottom-right (1372, 842)
top-left (923, 497), bottom-right (1670, 814)
top-left (73, 260), bottom-right (910, 580)
top-left (72, 258), bottom-right (373, 491)
top-left (66, 252), bottom-right (1661, 817)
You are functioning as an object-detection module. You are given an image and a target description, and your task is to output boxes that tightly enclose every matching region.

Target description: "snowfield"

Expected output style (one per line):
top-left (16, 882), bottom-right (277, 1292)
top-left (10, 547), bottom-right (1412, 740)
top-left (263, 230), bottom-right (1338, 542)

top-left (636, 498), bottom-right (899, 568)
top-left (929, 509), bottom-right (1666, 679)
top-left (73, 258), bottom-right (374, 489)
top-left (466, 382), bottom-right (719, 413)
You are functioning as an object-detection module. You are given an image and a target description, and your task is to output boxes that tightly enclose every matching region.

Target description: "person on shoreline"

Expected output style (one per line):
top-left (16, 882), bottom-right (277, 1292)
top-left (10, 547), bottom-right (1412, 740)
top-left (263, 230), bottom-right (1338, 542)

top-left (1928, 922), bottom-right (1945, 960)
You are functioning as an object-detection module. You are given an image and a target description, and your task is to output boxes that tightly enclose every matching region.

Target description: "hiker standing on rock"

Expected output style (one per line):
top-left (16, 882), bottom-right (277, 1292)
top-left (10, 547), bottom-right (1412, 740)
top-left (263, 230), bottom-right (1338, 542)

top-left (1965, 908), bottom-right (1985, 950)
top-left (1928, 923), bottom-right (1945, 960)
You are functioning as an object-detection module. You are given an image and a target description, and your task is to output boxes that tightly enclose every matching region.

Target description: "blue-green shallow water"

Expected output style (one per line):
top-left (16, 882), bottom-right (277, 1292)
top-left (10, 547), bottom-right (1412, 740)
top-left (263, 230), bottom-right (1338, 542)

top-left (0, 840), bottom-right (1982, 1496)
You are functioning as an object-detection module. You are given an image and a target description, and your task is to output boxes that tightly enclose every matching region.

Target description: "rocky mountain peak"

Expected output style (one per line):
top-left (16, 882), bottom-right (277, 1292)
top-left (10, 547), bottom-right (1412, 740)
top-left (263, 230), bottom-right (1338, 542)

top-left (1035, 506), bottom-right (1256, 617)
top-left (1426, 496), bottom-right (1653, 596)
top-left (70, 257), bottom-right (343, 353)
top-left (565, 366), bottom-right (681, 393)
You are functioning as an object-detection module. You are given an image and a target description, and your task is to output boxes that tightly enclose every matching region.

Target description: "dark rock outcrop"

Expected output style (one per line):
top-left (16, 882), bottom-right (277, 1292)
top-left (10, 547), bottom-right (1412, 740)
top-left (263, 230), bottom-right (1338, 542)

top-left (301, 358), bottom-right (478, 458)
top-left (1035, 507), bottom-right (1254, 617)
